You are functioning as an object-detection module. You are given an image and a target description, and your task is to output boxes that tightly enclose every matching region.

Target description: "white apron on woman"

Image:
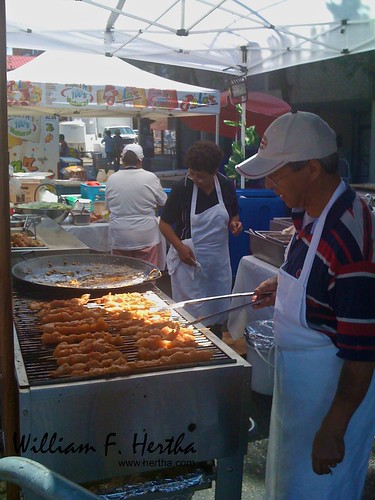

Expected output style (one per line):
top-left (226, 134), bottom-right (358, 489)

top-left (166, 176), bottom-right (232, 325)
top-left (266, 180), bottom-right (375, 500)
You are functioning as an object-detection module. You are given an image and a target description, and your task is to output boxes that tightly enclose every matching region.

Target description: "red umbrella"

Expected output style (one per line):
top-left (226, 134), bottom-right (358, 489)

top-left (181, 90), bottom-right (291, 138)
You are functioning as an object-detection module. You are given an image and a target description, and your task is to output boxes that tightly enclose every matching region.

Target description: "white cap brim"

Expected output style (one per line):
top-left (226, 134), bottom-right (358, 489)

top-left (235, 153), bottom-right (287, 179)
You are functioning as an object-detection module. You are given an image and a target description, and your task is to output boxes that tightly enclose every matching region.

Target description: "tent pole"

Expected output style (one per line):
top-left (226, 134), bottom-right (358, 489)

top-left (0, 0), bottom-right (21, 499)
top-left (240, 100), bottom-right (246, 188)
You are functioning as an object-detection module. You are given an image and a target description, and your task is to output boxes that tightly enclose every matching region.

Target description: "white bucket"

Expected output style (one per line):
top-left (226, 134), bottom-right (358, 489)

top-left (246, 344), bottom-right (275, 395)
top-left (245, 320), bottom-right (275, 396)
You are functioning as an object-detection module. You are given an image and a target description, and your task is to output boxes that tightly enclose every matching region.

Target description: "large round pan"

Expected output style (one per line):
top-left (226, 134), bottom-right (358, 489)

top-left (12, 253), bottom-right (161, 292)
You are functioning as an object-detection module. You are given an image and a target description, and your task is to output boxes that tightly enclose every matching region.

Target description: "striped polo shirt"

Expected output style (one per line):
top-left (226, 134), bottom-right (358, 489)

top-left (283, 186), bottom-right (375, 361)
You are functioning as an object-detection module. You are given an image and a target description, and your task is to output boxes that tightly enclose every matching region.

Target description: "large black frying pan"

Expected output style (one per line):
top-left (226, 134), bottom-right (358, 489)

top-left (12, 253), bottom-right (161, 292)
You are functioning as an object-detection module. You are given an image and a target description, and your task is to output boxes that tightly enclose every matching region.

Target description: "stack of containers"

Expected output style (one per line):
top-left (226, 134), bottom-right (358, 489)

top-left (80, 183), bottom-right (106, 203)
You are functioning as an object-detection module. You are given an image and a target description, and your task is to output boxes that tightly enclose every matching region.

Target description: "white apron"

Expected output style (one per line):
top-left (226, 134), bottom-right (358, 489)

top-left (167, 176), bottom-right (232, 325)
top-left (265, 180), bottom-right (375, 500)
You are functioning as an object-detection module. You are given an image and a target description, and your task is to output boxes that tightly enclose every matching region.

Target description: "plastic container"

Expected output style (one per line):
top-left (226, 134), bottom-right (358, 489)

top-left (69, 210), bottom-right (91, 226)
top-left (72, 198), bottom-right (93, 212)
top-left (80, 183), bottom-right (106, 202)
top-left (229, 189), bottom-right (287, 275)
top-left (245, 320), bottom-right (275, 395)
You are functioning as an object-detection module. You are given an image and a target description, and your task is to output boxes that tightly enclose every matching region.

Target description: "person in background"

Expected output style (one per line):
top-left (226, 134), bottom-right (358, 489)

top-left (112, 129), bottom-right (124, 171)
top-left (236, 111), bottom-right (375, 499)
top-left (159, 140), bottom-right (242, 338)
top-left (105, 143), bottom-right (167, 266)
top-left (101, 129), bottom-right (115, 168)
top-left (59, 134), bottom-right (70, 157)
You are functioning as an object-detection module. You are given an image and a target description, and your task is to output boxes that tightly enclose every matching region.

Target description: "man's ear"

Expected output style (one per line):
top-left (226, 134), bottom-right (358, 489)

top-left (308, 159), bottom-right (323, 180)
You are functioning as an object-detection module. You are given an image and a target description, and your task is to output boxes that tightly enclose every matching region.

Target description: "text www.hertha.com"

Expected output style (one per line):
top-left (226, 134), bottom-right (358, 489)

top-left (118, 458), bottom-right (196, 468)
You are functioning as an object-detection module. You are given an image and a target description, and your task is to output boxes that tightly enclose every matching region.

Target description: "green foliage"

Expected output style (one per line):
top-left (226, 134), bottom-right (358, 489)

top-left (10, 160), bottom-right (24, 173)
top-left (224, 104), bottom-right (259, 181)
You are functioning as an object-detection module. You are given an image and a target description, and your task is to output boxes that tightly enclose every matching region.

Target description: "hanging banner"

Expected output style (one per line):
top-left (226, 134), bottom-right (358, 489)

top-left (7, 80), bottom-right (220, 115)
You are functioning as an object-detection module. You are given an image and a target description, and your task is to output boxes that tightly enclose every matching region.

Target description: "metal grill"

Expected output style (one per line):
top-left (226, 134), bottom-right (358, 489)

top-left (13, 288), bottom-right (235, 387)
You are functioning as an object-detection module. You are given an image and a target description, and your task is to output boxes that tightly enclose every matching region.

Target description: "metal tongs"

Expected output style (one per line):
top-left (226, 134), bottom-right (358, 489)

top-left (152, 291), bottom-right (274, 326)
top-left (152, 291), bottom-right (263, 312)
top-left (184, 296), bottom-right (267, 326)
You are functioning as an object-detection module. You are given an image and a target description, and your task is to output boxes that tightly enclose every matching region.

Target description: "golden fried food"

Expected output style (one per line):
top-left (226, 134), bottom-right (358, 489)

top-left (42, 331), bottom-right (122, 346)
top-left (40, 317), bottom-right (108, 335)
top-left (11, 233), bottom-right (44, 248)
top-left (29, 292), bottom-right (215, 379)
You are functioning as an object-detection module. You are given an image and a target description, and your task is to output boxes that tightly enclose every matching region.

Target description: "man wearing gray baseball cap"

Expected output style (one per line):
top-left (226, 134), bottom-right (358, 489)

top-left (236, 111), bottom-right (375, 499)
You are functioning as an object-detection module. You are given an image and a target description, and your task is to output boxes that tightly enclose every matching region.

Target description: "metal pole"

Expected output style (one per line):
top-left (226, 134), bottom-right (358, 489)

top-left (215, 113), bottom-right (219, 145)
top-left (0, 1), bottom-right (20, 498)
top-left (240, 98), bottom-right (246, 189)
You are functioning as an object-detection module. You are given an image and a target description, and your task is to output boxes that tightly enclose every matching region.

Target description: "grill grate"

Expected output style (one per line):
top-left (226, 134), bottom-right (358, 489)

top-left (13, 287), bottom-right (235, 387)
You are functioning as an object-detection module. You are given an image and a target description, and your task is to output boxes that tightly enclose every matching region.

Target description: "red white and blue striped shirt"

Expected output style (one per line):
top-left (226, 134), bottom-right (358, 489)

top-left (284, 186), bottom-right (375, 361)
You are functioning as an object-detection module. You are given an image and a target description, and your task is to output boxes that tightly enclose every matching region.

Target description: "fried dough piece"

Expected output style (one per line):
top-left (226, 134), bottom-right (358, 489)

top-left (138, 346), bottom-right (200, 360)
top-left (133, 325), bottom-right (194, 341)
top-left (41, 331), bottom-right (122, 346)
top-left (38, 308), bottom-right (102, 324)
top-left (28, 294), bottom-right (91, 311)
top-left (131, 349), bottom-right (214, 368)
top-left (51, 356), bottom-right (129, 378)
top-left (53, 337), bottom-right (124, 357)
top-left (40, 316), bottom-right (108, 334)
top-left (95, 292), bottom-right (156, 310)
top-left (56, 350), bottom-right (125, 366)
top-left (135, 334), bottom-right (197, 350)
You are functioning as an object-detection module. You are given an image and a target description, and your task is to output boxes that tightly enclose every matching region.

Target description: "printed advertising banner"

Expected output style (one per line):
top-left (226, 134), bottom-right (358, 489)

top-left (8, 115), bottom-right (59, 176)
top-left (7, 51), bottom-right (220, 118)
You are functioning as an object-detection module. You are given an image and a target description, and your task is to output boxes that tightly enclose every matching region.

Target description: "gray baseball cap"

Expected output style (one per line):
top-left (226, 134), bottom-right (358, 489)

top-left (236, 111), bottom-right (337, 179)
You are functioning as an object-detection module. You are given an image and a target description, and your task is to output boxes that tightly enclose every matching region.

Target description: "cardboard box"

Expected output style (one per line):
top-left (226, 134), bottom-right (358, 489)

top-left (10, 181), bottom-right (40, 203)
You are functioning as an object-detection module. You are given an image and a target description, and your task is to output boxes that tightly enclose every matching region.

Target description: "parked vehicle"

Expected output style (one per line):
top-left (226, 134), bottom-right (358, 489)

top-left (104, 126), bottom-right (137, 144)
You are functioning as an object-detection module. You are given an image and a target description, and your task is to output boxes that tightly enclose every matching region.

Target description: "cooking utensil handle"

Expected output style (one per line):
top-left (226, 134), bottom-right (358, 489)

top-left (148, 268), bottom-right (162, 280)
top-left (185, 299), bottom-right (264, 326)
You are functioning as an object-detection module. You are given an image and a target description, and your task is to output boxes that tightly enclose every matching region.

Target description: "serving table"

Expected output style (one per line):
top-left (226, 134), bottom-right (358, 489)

top-left (228, 255), bottom-right (278, 340)
top-left (62, 220), bottom-right (109, 252)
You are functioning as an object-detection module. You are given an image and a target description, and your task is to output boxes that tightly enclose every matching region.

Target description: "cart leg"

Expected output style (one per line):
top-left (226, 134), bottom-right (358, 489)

top-left (215, 455), bottom-right (244, 499)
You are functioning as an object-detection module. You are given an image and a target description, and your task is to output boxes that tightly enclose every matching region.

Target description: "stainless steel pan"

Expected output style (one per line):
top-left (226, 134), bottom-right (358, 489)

top-left (12, 253), bottom-right (161, 292)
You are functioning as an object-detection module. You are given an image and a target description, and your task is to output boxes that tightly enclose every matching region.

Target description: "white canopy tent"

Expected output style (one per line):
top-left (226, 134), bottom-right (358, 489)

top-left (5, 0), bottom-right (375, 77)
top-left (6, 50), bottom-right (220, 119)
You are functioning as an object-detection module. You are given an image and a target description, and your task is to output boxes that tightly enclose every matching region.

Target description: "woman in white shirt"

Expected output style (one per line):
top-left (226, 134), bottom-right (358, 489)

top-left (105, 144), bottom-right (167, 266)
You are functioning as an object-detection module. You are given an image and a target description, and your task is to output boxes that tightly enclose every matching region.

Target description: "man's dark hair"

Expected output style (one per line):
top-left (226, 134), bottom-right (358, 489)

top-left (122, 150), bottom-right (139, 166)
top-left (290, 152), bottom-right (339, 175)
top-left (184, 141), bottom-right (223, 174)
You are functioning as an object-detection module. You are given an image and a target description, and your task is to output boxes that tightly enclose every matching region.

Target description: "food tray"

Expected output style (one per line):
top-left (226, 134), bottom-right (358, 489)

top-left (247, 229), bottom-right (292, 267)
top-left (11, 229), bottom-right (48, 250)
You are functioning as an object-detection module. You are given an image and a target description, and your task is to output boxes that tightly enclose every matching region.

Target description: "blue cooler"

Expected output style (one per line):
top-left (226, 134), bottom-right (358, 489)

top-left (229, 189), bottom-right (287, 275)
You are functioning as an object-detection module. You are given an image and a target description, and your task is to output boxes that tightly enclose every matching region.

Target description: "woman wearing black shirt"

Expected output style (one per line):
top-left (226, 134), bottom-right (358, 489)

top-left (160, 141), bottom-right (242, 337)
